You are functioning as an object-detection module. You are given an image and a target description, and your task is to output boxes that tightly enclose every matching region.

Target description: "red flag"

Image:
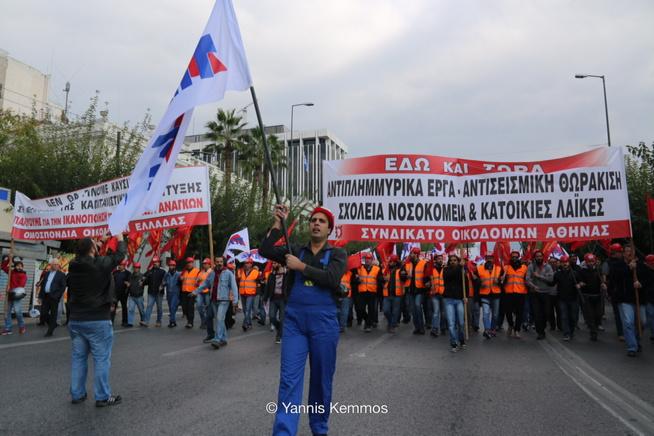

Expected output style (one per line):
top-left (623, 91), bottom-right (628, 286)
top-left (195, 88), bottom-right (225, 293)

top-left (263, 261), bottom-right (272, 275)
top-left (523, 241), bottom-right (537, 261)
top-left (161, 227), bottom-right (193, 260)
top-left (541, 240), bottom-right (558, 260)
top-left (569, 240), bottom-right (587, 252)
top-left (331, 239), bottom-right (349, 248)
top-left (598, 239), bottom-right (612, 253)
top-left (492, 241), bottom-right (511, 265)
top-left (375, 242), bottom-right (395, 266)
top-left (479, 241), bottom-right (488, 257)
top-left (146, 229), bottom-right (164, 257)
top-left (647, 196), bottom-right (654, 222)
top-left (274, 219), bottom-right (298, 246)
top-left (445, 242), bottom-right (458, 254)
top-left (99, 236), bottom-right (118, 256)
top-left (346, 253), bottom-right (362, 271)
top-left (127, 231), bottom-right (143, 262)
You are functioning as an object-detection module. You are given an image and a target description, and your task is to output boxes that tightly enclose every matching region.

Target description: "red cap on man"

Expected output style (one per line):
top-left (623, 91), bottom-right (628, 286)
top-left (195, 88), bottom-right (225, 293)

top-left (560, 255), bottom-right (570, 263)
top-left (610, 243), bottom-right (623, 253)
top-left (310, 206), bottom-right (334, 230)
top-left (152, 256), bottom-right (160, 263)
top-left (362, 252), bottom-right (373, 260)
top-left (410, 247), bottom-right (421, 254)
top-left (133, 262), bottom-right (141, 269)
top-left (185, 257), bottom-right (195, 264)
top-left (202, 258), bottom-right (211, 265)
top-left (388, 254), bottom-right (399, 263)
top-left (583, 253), bottom-right (596, 263)
top-left (645, 254), bottom-right (654, 266)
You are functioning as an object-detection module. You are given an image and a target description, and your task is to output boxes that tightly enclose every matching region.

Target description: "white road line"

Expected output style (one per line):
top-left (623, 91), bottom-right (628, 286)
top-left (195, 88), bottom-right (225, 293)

top-left (347, 332), bottom-right (392, 360)
top-left (541, 337), bottom-right (654, 436)
top-left (0, 328), bottom-right (138, 350)
top-left (162, 330), bottom-right (268, 357)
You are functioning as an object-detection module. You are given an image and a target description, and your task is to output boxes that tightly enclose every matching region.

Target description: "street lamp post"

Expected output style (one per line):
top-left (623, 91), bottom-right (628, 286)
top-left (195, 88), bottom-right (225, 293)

top-left (289, 102), bottom-right (314, 201)
top-left (574, 74), bottom-right (611, 147)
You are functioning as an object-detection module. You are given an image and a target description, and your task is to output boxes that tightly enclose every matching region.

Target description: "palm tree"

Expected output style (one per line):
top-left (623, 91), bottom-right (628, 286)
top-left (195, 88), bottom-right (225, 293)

top-left (243, 127), bottom-right (287, 209)
top-left (204, 109), bottom-right (247, 187)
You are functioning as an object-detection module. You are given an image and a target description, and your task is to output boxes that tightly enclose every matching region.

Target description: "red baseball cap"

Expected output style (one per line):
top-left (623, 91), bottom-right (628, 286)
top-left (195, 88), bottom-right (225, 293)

top-left (202, 258), bottom-right (211, 265)
top-left (152, 256), bottom-right (160, 263)
top-left (583, 253), bottom-right (596, 263)
top-left (645, 254), bottom-right (654, 265)
top-left (310, 206), bottom-right (335, 229)
top-left (610, 243), bottom-right (623, 253)
top-left (362, 252), bottom-right (373, 259)
top-left (185, 257), bottom-right (195, 264)
top-left (388, 254), bottom-right (399, 263)
top-left (560, 255), bottom-right (570, 263)
top-left (410, 247), bottom-right (421, 254)
top-left (133, 262), bottom-right (141, 268)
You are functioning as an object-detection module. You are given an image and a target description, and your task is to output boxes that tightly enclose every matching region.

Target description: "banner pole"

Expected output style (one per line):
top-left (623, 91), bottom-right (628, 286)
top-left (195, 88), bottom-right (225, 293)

top-left (462, 266), bottom-right (469, 342)
top-left (209, 224), bottom-right (215, 264)
top-left (249, 86), bottom-right (292, 255)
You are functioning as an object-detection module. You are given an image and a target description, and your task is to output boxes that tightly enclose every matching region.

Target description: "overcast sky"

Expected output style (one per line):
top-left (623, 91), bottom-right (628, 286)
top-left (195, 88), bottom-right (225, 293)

top-left (2, 0), bottom-right (653, 160)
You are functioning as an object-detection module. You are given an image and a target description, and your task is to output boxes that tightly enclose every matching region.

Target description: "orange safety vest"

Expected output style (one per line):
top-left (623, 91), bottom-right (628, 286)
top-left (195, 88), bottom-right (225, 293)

top-left (404, 260), bottom-right (428, 289)
top-left (504, 264), bottom-right (528, 294)
top-left (430, 266), bottom-right (444, 295)
top-left (478, 265), bottom-right (502, 295)
top-left (238, 268), bottom-right (259, 296)
top-left (357, 265), bottom-right (381, 293)
top-left (181, 268), bottom-right (200, 293)
top-left (383, 269), bottom-right (404, 297)
top-left (341, 270), bottom-right (352, 298)
top-left (196, 269), bottom-right (211, 294)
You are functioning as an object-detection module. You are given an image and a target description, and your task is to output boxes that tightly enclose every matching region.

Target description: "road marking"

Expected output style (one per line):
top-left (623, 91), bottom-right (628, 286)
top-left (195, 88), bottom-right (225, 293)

top-left (0, 327), bottom-right (138, 350)
top-left (541, 337), bottom-right (654, 436)
top-left (346, 332), bottom-right (392, 360)
top-left (162, 330), bottom-right (268, 357)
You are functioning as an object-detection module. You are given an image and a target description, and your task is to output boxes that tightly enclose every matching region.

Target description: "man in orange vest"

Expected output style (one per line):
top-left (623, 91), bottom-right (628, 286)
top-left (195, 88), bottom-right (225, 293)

top-left (477, 253), bottom-right (504, 339)
top-left (237, 258), bottom-right (260, 331)
top-left (401, 247), bottom-right (431, 335)
top-left (503, 251), bottom-right (528, 339)
top-left (338, 270), bottom-right (353, 333)
top-left (180, 258), bottom-right (200, 329)
top-left (194, 258), bottom-right (213, 331)
top-left (353, 252), bottom-right (383, 332)
top-left (382, 254), bottom-right (403, 333)
top-left (429, 254), bottom-right (445, 337)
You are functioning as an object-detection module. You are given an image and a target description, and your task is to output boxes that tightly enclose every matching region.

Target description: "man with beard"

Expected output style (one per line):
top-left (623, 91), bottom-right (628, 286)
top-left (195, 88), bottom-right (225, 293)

top-left (429, 254), bottom-right (445, 337)
top-left (112, 260), bottom-right (130, 327)
top-left (577, 253), bottom-right (603, 341)
top-left (477, 253), bottom-right (504, 339)
top-left (162, 260), bottom-right (181, 328)
top-left (443, 254), bottom-right (467, 352)
top-left (143, 256), bottom-right (166, 327)
top-left (503, 251), bottom-right (528, 339)
top-left (401, 247), bottom-right (431, 335)
top-left (553, 255), bottom-right (579, 341)
top-left (607, 243), bottom-right (641, 356)
top-left (526, 250), bottom-right (555, 340)
top-left (352, 252), bottom-right (383, 332)
top-left (382, 254), bottom-right (403, 333)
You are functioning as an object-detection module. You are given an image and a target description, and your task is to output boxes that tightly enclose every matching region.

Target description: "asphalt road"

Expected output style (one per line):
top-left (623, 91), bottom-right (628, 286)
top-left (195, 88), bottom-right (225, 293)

top-left (1, 309), bottom-right (653, 436)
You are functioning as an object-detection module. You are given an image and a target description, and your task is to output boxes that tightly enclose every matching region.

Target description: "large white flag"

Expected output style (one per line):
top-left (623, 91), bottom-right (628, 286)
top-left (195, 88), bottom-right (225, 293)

top-left (108, 0), bottom-right (252, 234)
top-left (224, 228), bottom-right (250, 254)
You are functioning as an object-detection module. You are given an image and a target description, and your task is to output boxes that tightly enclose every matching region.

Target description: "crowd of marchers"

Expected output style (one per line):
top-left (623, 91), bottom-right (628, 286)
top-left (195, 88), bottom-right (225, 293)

top-left (2, 241), bottom-right (651, 357)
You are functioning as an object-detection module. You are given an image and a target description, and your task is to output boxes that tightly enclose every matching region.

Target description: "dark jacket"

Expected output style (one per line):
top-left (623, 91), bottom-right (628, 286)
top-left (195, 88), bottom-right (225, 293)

top-left (67, 241), bottom-right (126, 321)
top-left (128, 272), bottom-right (145, 298)
top-left (443, 265), bottom-right (466, 300)
top-left (553, 268), bottom-right (578, 302)
top-left (577, 266), bottom-right (602, 297)
top-left (143, 267), bottom-right (166, 295)
top-left (39, 270), bottom-right (67, 301)
top-left (636, 262), bottom-right (654, 304)
top-left (263, 269), bottom-right (289, 301)
top-left (259, 228), bottom-right (346, 303)
top-left (607, 257), bottom-right (636, 304)
top-left (113, 269), bottom-right (131, 298)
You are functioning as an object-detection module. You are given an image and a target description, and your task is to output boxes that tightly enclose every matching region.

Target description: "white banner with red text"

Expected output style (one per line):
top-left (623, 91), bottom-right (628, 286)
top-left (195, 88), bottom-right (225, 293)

top-left (323, 147), bottom-right (631, 243)
top-left (12, 166), bottom-right (212, 240)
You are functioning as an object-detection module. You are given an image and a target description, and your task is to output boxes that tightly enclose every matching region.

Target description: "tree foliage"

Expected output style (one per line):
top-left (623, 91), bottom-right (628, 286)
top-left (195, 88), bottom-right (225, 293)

top-left (625, 141), bottom-right (654, 254)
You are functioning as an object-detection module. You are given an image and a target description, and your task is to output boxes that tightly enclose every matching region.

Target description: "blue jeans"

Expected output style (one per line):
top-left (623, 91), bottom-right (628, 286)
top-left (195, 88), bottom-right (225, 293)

top-left (4, 299), bottom-right (25, 330)
top-left (481, 297), bottom-right (500, 331)
top-left (468, 300), bottom-right (480, 330)
top-left (558, 300), bottom-right (579, 337)
top-left (255, 294), bottom-right (266, 322)
top-left (339, 297), bottom-right (352, 329)
top-left (210, 301), bottom-right (230, 343)
top-left (430, 295), bottom-right (442, 333)
top-left (127, 296), bottom-right (145, 325)
top-left (242, 295), bottom-right (255, 327)
top-left (412, 293), bottom-right (426, 331)
top-left (269, 298), bottom-right (285, 336)
top-left (196, 292), bottom-right (210, 326)
top-left (618, 303), bottom-right (639, 352)
top-left (167, 292), bottom-right (179, 324)
top-left (145, 293), bottom-right (163, 324)
top-left (383, 296), bottom-right (401, 328)
top-left (68, 320), bottom-right (113, 401)
top-left (444, 298), bottom-right (465, 347)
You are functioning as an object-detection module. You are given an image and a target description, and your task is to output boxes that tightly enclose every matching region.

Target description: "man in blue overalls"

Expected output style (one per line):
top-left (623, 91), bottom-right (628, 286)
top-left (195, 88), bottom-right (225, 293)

top-left (260, 205), bottom-right (346, 436)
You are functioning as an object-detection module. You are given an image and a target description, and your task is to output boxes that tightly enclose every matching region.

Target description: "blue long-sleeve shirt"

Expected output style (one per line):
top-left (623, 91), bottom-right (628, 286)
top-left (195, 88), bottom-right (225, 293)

top-left (162, 270), bottom-right (182, 296)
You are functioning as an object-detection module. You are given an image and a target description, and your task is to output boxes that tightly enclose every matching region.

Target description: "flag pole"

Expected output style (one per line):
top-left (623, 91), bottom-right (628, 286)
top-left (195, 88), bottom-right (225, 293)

top-left (249, 86), bottom-right (292, 255)
top-left (3, 239), bottom-right (15, 319)
top-left (209, 224), bottom-right (215, 265)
